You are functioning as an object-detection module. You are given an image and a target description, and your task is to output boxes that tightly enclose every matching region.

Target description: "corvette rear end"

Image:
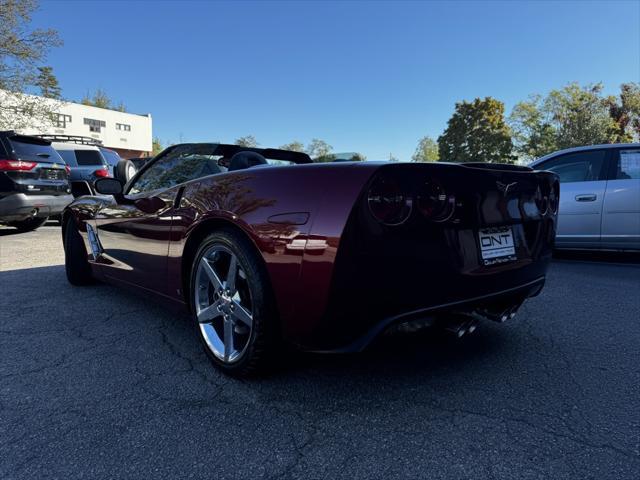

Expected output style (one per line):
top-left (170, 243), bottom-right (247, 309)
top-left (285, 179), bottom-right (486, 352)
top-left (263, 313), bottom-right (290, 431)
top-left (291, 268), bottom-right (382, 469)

top-left (301, 161), bottom-right (559, 351)
top-left (62, 141), bottom-right (558, 376)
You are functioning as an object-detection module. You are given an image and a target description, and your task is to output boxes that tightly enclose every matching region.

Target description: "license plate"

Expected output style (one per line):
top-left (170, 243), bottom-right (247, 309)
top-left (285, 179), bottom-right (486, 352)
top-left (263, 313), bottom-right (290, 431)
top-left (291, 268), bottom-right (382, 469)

top-left (42, 169), bottom-right (63, 180)
top-left (478, 227), bottom-right (516, 265)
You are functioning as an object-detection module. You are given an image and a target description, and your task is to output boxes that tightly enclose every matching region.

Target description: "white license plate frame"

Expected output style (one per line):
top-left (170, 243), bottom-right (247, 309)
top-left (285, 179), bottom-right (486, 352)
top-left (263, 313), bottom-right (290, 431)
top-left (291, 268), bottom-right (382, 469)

top-left (477, 227), bottom-right (517, 265)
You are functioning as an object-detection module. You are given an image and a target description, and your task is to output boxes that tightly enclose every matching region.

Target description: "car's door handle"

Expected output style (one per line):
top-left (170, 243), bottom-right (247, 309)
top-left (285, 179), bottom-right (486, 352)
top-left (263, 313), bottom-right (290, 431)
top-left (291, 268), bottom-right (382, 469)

top-left (575, 194), bottom-right (597, 202)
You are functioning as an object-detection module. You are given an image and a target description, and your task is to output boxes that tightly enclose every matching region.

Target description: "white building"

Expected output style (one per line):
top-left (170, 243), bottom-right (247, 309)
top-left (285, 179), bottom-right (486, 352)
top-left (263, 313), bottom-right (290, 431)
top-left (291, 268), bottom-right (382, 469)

top-left (1, 90), bottom-right (153, 158)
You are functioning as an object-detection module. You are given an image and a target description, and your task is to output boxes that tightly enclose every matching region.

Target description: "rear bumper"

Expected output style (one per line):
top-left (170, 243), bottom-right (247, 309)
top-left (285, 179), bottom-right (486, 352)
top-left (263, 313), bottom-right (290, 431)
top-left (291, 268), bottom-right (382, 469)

top-left (310, 276), bottom-right (546, 353)
top-left (0, 193), bottom-right (74, 222)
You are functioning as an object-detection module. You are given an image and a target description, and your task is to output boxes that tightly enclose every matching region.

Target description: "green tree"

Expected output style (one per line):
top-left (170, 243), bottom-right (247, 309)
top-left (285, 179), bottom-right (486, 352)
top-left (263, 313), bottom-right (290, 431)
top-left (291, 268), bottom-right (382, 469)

top-left (509, 83), bottom-right (618, 160)
top-left (509, 96), bottom-right (557, 160)
top-left (412, 136), bottom-right (439, 162)
top-left (279, 141), bottom-right (305, 152)
top-left (0, 0), bottom-right (62, 129)
top-left (35, 66), bottom-right (61, 99)
top-left (81, 88), bottom-right (118, 109)
top-left (306, 138), bottom-right (334, 161)
top-left (235, 135), bottom-right (258, 148)
top-left (606, 82), bottom-right (640, 143)
top-left (350, 153), bottom-right (366, 161)
top-left (152, 137), bottom-right (163, 156)
top-left (546, 83), bottom-right (616, 149)
top-left (438, 97), bottom-right (514, 163)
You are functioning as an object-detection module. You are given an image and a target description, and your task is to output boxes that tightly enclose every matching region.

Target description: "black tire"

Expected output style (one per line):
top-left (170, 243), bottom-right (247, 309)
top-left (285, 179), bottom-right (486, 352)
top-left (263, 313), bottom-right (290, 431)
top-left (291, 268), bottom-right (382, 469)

top-left (64, 218), bottom-right (93, 286)
top-left (10, 216), bottom-right (48, 232)
top-left (115, 159), bottom-right (137, 183)
top-left (190, 229), bottom-right (279, 377)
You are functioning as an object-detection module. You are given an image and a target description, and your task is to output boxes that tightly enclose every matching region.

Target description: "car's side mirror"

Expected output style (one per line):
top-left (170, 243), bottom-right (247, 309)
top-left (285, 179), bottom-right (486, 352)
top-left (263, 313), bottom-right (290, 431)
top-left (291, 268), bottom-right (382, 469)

top-left (94, 177), bottom-right (123, 196)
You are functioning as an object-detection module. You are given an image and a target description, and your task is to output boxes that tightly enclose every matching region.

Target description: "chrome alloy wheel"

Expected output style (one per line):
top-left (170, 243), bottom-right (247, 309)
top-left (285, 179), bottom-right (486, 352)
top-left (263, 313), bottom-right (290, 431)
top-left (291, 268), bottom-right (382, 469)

top-left (195, 245), bottom-right (254, 363)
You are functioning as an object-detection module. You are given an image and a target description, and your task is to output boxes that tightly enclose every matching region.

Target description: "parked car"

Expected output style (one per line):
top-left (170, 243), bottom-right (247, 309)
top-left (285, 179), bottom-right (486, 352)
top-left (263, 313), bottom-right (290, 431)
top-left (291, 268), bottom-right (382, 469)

top-left (100, 147), bottom-right (138, 182)
top-left (0, 131), bottom-right (72, 231)
top-left (530, 144), bottom-right (640, 250)
top-left (62, 143), bottom-right (558, 376)
top-left (43, 137), bottom-right (136, 196)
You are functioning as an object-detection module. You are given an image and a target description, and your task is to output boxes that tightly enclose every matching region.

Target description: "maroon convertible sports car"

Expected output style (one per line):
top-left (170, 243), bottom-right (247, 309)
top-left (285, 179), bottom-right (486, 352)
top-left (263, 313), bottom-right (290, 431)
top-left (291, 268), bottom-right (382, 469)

top-left (62, 143), bottom-right (559, 375)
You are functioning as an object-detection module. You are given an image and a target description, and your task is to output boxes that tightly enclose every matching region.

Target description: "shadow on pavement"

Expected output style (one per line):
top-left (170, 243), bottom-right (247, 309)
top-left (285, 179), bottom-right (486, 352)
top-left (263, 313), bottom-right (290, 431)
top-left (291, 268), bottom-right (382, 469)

top-left (0, 226), bottom-right (21, 237)
top-left (0, 223), bottom-right (60, 237)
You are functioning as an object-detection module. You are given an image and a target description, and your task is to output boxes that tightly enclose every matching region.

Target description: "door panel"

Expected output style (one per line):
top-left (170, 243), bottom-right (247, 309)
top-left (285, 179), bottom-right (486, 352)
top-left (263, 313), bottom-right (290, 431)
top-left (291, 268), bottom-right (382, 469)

top-left (537, 149), bottom-right (609, 249)
top-left (92, 145), bottom-right (228, 293)
top-left (601, 149), bottom-right (640, 249)
top-left (94, 189), bottom-right (177, 294)
top-left (556, 180), bottom-right (607, 247)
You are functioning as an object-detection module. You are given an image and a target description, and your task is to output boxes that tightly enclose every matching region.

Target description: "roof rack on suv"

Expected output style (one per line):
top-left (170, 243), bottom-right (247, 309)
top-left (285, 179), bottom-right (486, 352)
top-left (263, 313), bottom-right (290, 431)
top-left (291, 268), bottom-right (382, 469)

top-left (34, 134), bottom-right (103, 146)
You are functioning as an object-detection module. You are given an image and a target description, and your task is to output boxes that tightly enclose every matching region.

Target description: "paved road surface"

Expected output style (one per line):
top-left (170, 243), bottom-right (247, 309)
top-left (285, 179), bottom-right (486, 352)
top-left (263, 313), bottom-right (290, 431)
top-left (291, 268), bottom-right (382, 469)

top-left (1, 224), bottom-right (639, 479)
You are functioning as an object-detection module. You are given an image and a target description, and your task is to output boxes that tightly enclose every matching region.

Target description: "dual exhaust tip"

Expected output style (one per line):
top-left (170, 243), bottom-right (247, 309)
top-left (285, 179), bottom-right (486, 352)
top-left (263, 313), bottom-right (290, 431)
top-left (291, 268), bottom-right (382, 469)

top-left (391, 303), bottom-right (521, 338)
top-left (476, 304), bottom-right (520, 323)
top-left (442, 303), bottom-right (521, 338)
top-left (443, 316), bottom-right (478, 338)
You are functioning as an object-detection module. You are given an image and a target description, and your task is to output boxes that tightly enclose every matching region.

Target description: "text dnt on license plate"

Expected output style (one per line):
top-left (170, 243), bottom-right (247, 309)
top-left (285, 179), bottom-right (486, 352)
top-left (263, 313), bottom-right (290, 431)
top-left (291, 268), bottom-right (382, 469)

top-left (478, 227), bottom-right (516, 265)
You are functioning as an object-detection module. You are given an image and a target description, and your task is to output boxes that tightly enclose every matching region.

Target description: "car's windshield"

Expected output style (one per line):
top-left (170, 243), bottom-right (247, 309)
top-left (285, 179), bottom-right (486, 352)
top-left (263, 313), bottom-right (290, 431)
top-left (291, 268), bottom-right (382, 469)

top-left (129, 151), bottom-right (224, 194)
top-left (128, 144), bottom-right (297, 194)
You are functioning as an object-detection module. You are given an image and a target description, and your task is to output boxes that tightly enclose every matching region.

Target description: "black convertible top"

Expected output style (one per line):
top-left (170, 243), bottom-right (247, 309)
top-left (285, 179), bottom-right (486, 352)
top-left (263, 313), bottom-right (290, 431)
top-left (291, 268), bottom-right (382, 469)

top-left (159, 143), bottom-right (313, 164)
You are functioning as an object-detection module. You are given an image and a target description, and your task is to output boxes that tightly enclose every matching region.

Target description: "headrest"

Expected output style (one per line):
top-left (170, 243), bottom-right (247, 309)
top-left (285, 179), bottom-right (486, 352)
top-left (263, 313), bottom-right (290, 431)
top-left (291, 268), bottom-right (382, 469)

top-left (228, 151), bottom-right (268, 171)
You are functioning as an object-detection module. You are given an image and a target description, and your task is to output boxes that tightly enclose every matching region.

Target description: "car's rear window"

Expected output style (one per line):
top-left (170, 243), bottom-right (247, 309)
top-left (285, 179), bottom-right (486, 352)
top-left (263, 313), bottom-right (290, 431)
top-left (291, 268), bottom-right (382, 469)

top-left (74, 150), bottom-right (104, 166)
top-left (57, 150), bottom-right (77, 167)
top-left (7, 136), bottom-right (64, 164)
top-left (100, 149), bottom-right (121, 166)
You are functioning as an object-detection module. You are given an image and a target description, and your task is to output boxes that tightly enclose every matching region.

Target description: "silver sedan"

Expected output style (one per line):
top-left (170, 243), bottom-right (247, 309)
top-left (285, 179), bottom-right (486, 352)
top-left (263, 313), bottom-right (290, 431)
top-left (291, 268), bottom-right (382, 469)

top-left (530, 143), bottom-right (640, 250)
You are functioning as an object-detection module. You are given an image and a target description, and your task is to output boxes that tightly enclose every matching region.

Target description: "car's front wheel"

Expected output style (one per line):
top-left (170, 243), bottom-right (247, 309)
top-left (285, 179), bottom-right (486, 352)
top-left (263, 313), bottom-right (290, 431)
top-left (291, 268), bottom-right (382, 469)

top-left (64, 218), bottom-right (93, 286)
top-left (10, 216), bottom-right (48, 232)
top-left (190, 229), bottom-right (278, 376)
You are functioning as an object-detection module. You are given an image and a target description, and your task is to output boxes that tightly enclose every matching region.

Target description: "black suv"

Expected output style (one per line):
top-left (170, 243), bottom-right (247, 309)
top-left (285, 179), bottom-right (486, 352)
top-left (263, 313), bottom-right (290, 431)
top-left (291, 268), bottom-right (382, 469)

top-left (0, 131), bottom-right (72, 231)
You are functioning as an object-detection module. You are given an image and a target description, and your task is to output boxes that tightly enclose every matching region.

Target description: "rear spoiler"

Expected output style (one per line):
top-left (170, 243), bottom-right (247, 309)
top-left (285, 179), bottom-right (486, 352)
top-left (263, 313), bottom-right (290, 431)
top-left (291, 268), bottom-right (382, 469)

top-left (158, 143), bottom-right (313, 164)
top-left (460, 162), bottom-right (533, 172)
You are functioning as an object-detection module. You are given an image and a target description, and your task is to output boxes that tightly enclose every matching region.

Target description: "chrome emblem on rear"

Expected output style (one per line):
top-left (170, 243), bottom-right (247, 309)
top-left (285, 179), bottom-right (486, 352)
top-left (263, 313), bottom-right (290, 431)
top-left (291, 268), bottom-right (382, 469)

top-left (496, 181), bottom-right (517, 195)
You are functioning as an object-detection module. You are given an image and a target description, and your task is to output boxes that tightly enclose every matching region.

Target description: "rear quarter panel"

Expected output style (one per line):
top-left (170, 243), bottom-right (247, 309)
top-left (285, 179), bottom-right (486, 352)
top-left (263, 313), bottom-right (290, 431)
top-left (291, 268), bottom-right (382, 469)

top-left (168, 163), bottom-right (380, 343)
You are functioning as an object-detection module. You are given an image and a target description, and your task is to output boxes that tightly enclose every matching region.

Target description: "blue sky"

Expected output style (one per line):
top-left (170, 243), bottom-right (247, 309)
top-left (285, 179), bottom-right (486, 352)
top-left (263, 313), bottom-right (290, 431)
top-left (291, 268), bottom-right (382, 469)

top-left (35, 0), bottom-right (639, 160)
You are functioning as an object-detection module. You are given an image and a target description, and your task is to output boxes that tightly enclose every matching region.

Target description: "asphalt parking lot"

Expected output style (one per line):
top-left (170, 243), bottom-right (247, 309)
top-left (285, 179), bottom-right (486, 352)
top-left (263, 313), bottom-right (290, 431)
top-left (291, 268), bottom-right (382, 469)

top-left (1, 223), bottom-right (639, 479)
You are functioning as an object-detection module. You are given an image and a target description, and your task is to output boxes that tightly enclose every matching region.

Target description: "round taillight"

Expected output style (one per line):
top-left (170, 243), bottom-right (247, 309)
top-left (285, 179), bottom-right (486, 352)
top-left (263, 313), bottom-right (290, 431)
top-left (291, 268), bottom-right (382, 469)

top-left (548, 181), bottom-right (559, 214)
top-left (416, 179), bottom-right (455, 222)
top-left (535, 186), bottom-right (548, 216)
top-left (367, 176), bottom-right (412, 225)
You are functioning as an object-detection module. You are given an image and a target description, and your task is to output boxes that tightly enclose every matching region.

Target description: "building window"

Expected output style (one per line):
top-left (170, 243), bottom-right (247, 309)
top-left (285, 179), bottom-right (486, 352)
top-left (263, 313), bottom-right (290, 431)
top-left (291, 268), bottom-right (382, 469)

top-left (84, 118), bottom-right (106, 133)
top-left (116, 123), bottom-right (131, 132)
top-left (54, 114), bottom-right (72, 128)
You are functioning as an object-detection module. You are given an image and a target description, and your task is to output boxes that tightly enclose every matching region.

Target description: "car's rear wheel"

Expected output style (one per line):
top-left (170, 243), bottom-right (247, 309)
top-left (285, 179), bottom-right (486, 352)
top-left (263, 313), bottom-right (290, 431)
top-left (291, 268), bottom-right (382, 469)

top-left (64, 218), bottom-right (93, 286)
top-left (10, 216), bottom-right (48, 232)
top-left (190, 229), bottom-right (278, 376)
